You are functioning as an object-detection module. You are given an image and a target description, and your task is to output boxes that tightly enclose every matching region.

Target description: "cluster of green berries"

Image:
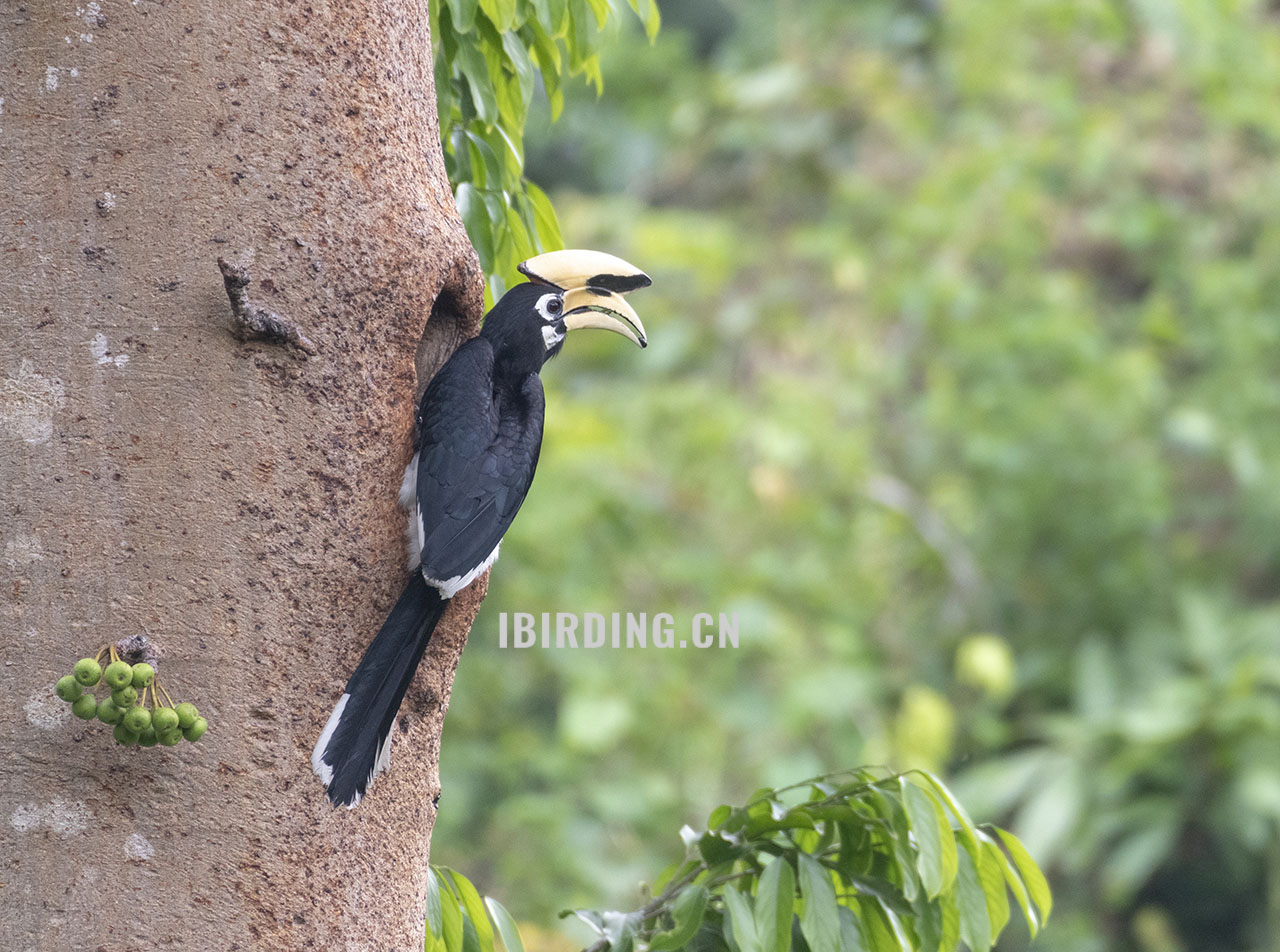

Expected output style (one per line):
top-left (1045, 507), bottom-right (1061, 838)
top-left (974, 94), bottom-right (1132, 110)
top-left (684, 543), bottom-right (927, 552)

top-left (55, 655), bottom-right (208, 747)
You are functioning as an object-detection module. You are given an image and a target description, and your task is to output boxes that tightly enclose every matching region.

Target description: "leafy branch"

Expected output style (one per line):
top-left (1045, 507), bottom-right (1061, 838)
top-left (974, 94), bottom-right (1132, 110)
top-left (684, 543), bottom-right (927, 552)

top-left (430, 0), bottom-right (660, 304)
top-left (427, 768), bottom-right (1051, 952)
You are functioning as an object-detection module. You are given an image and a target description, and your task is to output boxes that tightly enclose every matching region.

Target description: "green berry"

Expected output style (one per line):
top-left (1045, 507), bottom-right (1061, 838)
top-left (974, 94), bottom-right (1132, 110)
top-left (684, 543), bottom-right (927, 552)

top-left (158, 730), bottom-right (183, 747)
top-left (113, 723), bottom-right (138, 745)
top-left (72, 694), bottom-right (98, 720)
top-left (103, 661), bottom-right (133, 690)
top-left (130, 662), bottom-right (155, 688)
top-left (122, 706), bottom-right (151, 733)
top-left (74, 657), bottom-right (102, 686)
top-left (56, 675), bottom-right (83, 702)
top-left (112, 685), bottom-right (138, 708)
top-left (138, 727), bottom-right (158, 747)
top-left (97, 698), bottom-right (124, 725)
top-left (183, 717), bottom-right (208, 742)
top-left (152, 707), bottom-right (180, 733)
top-left (175, 703), bottom-right (199, 729)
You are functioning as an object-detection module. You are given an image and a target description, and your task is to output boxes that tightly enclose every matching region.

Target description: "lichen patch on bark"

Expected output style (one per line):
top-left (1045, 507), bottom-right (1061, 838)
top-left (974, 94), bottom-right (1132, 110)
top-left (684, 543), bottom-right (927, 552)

top-left (0, 360), bottom-right (67, 445)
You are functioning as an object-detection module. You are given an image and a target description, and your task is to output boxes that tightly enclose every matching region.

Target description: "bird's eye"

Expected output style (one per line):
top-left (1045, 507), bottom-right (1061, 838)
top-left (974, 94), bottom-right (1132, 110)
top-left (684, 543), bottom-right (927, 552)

top-left (536, 293), bottom-right (564, 321)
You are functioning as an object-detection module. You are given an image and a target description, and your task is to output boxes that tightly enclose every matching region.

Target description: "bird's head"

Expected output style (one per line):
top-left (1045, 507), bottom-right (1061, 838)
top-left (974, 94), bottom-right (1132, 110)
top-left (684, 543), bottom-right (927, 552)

top-left (480, 250), bottom-right (650, 374)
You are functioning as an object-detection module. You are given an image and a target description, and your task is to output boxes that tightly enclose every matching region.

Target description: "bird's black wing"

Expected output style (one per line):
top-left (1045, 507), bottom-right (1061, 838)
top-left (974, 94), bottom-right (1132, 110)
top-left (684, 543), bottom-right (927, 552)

top-left (413, 338), bottom-right (545, 584)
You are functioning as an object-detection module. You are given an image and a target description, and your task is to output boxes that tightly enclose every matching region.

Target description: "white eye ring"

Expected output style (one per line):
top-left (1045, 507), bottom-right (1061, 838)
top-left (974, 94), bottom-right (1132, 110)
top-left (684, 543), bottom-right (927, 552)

top-left (535, 293), bottom-right (564, 321)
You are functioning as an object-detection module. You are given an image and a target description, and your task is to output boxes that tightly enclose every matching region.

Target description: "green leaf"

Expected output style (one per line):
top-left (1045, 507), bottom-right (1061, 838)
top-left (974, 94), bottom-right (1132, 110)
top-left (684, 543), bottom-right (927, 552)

top-left (546, 83), bottom-right (565, 121)
top-left (461, 917), bottom-right (483, 952)
top-left (528, 0), bottom-right (555, 32)
top-left (606, 912), bottom-right (642, 952)
top-left (698, 830), bottom-right (744, 866)
top-left (481, 190), bottom-right (509, 256)
top-left (917, 771), bottom-right (982, 854)
top-left (492, 77), bottom-right (525, 145)
top-left (492, 123), bottom-right (525, 181)
top-left (445, 869), bottom-right (496, 952)
top-left (583, 0), bottom-right (609, 28)
top-left (438, 872), bottom-right (465, 952)
top-left (650, 884), bottom-right (710, 952)
top-left (474, 17), bottom-right (526, 136)
top-left (938, 894), bottom-right (960, 952)
top-left (868, 790), bottom-right (920, 904)
top-left (708, 804), bottom-right (733, 830)
top-left (995, 828), bottom-right (1053, 925)
top-left (524, 19), bottom-right (562, 74)
top-left (835, 819), bottom-right (873, 877)
top-left (466, 130), bottom-right (505, 188)
top-left (566, 908), bottom-right (639, 952)
top-left (901, 779), bottom-right (958, 899)
top-left (486, 272), bottom-right (506, 308)
top-left (504, 202), bottom-right (537, 275)
top-left (793, 827), bottom-right (820, 855)
top-left (836, 906), bottom-right (867, 952)
top-left (567, 0), bottom-right (596, 71)
top-left (723, 885), bottom-right (763, 952)
top-left (454, 38), bottom-right (498, 126)
top-left (456, 183), bottom-right (495, 271)
top-left (477, 0), bottom-right (518, 32)
top-left (977, 830), bottom-right (1037, 937)
top-left (627, 0), bottom-right (661, 41)
top-left (953, 846), bottom-right (992, 951)
top-left (501, 30), bottom-right (536, 115)
top-left (528, 0), bottom-right (567, 33)
top-left (878, 901), bottom-right (914, 952)
top-left (580, 53), bottom-right (603, 93)
top-left (978, 841), bottom-right (1011, 942)
top-left (854, 898), bottom-right (902, 952)
top-left (754, 857), bottom-right (795, 952)
top-left (746, 788), bottom-right (777, 807)
top-left (450, 0), bottom-right (479, 32)
top-left (484, 897), bottom-right (525, 952)
top-left (796, 854), bottom-right (839, 952)
top-left (427, 868), bottom-right (445, 939)
top-left (567, 908), bottom-right (607, 936)
top-left (523, 22), bottom-right (564, 120)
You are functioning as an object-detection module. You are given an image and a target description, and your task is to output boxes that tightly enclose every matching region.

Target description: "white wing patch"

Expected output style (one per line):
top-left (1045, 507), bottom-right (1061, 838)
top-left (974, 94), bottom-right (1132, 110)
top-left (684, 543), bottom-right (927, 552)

top-left (400, 452), bottom-right (423, 570)
top-left (423, 543), bottom-right (501, 599)
top-left (311, 692), bottom-right (349, 787)
top-left (398, 452), bottom-right (418, 509)
top-left (355, 719), bottom-right (397, 809)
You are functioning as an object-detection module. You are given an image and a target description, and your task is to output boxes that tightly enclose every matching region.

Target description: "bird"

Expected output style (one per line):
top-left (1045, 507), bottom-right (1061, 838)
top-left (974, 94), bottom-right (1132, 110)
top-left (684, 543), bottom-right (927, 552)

top-left (312, 249), bottom-right (650, 808)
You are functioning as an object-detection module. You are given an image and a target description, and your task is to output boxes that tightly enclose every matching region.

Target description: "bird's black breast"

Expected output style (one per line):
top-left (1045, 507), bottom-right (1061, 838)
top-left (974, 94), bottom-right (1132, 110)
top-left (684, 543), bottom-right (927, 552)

top-left (413, 337), bottom-right (545, 583)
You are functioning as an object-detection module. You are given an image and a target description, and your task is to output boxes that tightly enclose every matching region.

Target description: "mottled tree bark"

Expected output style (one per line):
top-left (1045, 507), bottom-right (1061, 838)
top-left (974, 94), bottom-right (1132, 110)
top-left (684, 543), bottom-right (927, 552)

top-left (0, 1), bottom-right (484, 949)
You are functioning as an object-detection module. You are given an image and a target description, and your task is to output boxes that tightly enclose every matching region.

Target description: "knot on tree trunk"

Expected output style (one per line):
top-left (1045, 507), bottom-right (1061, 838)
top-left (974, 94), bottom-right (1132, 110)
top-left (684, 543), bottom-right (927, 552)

top-left (217, 257), bottom-right (319, 358)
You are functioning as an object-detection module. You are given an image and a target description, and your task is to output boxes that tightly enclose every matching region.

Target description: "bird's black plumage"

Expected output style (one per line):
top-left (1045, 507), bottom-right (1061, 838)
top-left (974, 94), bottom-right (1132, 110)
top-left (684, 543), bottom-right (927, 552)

top-left (313, 256), bottom-right (648, 808)
top-left (413, 333), bottom-right (545, 588)
top-left (313, 285), bottom-right (567, 806)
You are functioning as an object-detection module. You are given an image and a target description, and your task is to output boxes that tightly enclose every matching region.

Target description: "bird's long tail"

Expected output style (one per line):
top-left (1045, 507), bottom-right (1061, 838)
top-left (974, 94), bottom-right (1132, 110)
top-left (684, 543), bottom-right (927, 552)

top-left (311, 573), bottom-right (447, 808)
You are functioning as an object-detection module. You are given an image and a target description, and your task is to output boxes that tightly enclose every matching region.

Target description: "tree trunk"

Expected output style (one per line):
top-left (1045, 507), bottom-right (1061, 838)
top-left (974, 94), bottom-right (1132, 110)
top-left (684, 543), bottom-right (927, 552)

top-left (1, 2), bottom-right (484, 948)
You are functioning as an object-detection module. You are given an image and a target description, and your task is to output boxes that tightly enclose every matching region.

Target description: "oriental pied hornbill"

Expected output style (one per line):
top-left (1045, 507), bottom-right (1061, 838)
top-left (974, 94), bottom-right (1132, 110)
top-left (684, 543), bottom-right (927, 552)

top-left (312, 250), bottom-right (650, 808)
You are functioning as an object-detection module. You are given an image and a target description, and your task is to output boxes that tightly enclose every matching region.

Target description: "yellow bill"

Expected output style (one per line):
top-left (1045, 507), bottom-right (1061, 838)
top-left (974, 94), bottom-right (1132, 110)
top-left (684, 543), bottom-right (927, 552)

top-left (519, 249), bottom-right (651, 348)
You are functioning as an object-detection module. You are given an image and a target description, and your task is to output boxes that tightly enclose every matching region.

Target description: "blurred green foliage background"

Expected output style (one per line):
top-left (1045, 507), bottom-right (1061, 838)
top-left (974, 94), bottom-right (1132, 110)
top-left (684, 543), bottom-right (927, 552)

top-left (430, 2), bottom-right (1280, 950)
